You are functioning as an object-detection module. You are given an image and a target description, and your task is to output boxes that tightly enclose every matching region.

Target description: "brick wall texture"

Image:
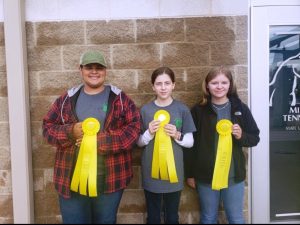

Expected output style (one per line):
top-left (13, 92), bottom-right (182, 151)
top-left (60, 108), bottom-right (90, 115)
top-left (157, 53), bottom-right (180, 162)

top-left (0, 16), bottom-right (248, 223)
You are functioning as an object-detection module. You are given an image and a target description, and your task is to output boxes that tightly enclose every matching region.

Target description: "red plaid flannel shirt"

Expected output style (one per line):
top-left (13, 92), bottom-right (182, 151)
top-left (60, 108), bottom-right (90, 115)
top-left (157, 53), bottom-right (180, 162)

top-left (42, 85), bottom-right (141, 198)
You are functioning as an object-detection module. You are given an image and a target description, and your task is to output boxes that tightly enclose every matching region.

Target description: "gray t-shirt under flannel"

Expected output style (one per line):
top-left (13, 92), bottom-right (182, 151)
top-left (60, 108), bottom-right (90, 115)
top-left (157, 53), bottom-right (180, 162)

top-left (75, 85), bottom-right (110, 193)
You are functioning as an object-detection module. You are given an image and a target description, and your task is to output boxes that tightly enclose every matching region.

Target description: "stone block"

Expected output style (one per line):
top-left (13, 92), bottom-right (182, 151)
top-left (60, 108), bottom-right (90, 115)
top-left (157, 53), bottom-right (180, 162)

top-left (162, 43), bottom-right (209, 67)
top-left (137, 68), bottom-right (185, 94)
top-left (0, 147), bottom-right (10, 159)
top-left (87, 20), bottom-right (135, 44)
top-left (0, 147), bottom-right (11, 170)
top-left (0, 217), bottom-right (13, 224)
top-left (185, 67), bottom-right (212, 92)
top-left (37, 216), bottom-right (62, 224)
top-left (236, 16), bottom-right (248, 41)
top-left (34, 192), bottom-right (48, 217)
top-left (0, 72), bottom-right (7, 97)
top-left (33, 169), bottom-right (44, 192)
top-left (210, 41), bottom-right (247, 66)
top-left (34, 192), bottom-right (60, 217)
top-left (218, 210), bottom-right (228, 224)
top-left (132, 146), bottom-right (142, 166)
top-left (128, 93), bottom-right (154, 109)
top-left (107, 70), bottom-right (138, 93)
top-left (137, 69), bottom-right (156, 93)
top-left (237, 90), bottom-right (248, 105)
top-left (137, 18), bottom-right (184, 43)
top-left (0, 47), bottom-right (6, 72)
top-left (113, 44), bottom-right (160, 69)
top-left (32, 148), bottom-right (55, 169)
top-left (27, 46), bottom-right (61, 71)
top-left (31, 121), bottom-right (43, 151)
top-left (127, 166), bottom-right (141, 189)
top-left (0, 170), bottom-right (12, 194)
top-left (179, 211), bottom-right (199, 224)
top-left (0, 23), bottom-right (4, 46)
top-left (28, 71), bottom-right (39, 96)
top-left (172, 68), bottom-right (186, 91)
top-left (45, 215), bottom-right (62, 224)
top-left (234, 66), bottom-right (248, 90)
top-left (117, 213), bottom-right (145, 224)
top-left (35, 216), bottom-right (48, 224)
top-left (30, 121), bottom-right (41, 137)
top-left (36, 22), bottom-right (84, 46)
top-left (26, 22), bottom-right (35, 47)
top-left (118, 189), bottom-right (146, 213)
top-left (0, 195), bottom-right (13, 217)
top-left (30, 96), bottom-right (58, 121)
top-left (0, 123), bottom-right (9, 147)
top-left (173, 91), bottom-right (201, 108)
top-left (0, 98), bottom-right (8, 121)
top-left (39, 71), bottom-right (81, 96)
top-left (179, 185), bottom-right (200, 212)
top-left (186, 17), bottom-right (236, 42)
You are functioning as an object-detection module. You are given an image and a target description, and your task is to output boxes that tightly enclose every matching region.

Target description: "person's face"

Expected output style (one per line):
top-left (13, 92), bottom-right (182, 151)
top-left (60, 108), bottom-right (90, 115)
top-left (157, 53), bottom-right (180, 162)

top-left (152, 73), bottom-right (175, 101)
top-left (207, 73), bottom-right (230, 101)
top-left (80, 63), bottom-right (106, 90)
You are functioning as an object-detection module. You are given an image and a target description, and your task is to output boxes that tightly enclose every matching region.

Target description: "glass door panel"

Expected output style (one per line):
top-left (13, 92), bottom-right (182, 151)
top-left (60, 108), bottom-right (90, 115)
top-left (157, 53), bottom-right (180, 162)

top-left (269, 25), bottom-right (300, 222)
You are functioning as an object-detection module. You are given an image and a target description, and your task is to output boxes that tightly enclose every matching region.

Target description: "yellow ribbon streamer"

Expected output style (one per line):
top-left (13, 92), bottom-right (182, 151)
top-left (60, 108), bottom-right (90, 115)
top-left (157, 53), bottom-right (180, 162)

top-left (152, 110), bottom-right (178, 183)
top-left (71, 117), bottom-right (100, 197)
top-left (212, 119), bottom-right (233, 190)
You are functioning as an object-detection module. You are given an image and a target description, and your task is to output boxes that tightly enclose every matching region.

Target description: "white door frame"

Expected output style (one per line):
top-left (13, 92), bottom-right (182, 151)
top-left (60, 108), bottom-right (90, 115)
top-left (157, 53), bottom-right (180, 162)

top-left (250, 0), bottom-right (300, 223)
top-left (3, 0), bottom-right (34, 223)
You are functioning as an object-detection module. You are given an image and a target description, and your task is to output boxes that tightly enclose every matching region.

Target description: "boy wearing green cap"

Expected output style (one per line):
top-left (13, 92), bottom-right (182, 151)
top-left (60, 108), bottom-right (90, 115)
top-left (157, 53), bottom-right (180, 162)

top-left (42, 50), bottom-right (141, 224)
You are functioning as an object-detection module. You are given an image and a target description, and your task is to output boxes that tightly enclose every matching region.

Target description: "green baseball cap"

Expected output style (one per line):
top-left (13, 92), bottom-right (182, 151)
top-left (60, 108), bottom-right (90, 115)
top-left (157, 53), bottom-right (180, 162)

top-left (80, 51), bottom-right (107, 67)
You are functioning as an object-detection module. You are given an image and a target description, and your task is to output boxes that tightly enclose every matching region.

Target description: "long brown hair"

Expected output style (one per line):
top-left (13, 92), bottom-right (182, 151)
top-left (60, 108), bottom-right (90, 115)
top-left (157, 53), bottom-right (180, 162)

top-left (199, 66), bottom-right (238, 105)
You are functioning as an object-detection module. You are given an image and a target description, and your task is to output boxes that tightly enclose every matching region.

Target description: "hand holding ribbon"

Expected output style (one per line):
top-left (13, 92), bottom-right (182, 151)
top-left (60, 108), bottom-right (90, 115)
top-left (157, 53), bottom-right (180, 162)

top-left (212, 119), bottom-right (233, 190)
top-left (71, 118), bottom-right (100, 197)
top-left (232, 123), bottom-right (242, 140)
top-left (151, 110), bottom-right (178, 183)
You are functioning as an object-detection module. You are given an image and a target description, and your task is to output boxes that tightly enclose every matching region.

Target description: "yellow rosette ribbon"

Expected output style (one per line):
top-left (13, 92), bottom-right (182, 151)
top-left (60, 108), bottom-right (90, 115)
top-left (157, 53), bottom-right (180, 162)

top-left (212, 119), bottom-right (233, 190)
top-left (70, 117), bottom-right (100, 197)
top-left (152, 110), bottom-right (178, 183)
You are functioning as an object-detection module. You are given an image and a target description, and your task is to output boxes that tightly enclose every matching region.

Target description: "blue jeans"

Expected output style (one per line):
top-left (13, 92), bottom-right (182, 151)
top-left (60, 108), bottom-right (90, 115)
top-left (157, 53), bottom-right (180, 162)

top-left (59, 190), bottom-right (124, 224)
top-left (144, 190), bottom-right (181, 224)
top-left (196, 181), bottom-right (245, 224)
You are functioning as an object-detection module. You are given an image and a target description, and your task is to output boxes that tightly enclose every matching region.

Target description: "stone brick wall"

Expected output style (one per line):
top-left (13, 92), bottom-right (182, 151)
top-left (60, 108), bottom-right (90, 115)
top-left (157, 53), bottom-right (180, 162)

top-left (0, 16), bottom-right (248, 223)
top-left (0, 21), bottom-right (14, 224)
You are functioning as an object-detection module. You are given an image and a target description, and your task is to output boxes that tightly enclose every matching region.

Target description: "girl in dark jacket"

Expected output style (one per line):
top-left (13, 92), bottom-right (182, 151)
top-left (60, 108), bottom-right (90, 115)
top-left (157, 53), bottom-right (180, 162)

top-left (184, 66), bottom-right (260, 224)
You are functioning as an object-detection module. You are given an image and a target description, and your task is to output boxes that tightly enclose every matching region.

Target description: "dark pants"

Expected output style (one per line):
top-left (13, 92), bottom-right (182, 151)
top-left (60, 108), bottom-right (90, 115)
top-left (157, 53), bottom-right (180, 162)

top-left (144, 190), bottom-right (181, 224)
top-left (59, 190), bottom-right (124, 224)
